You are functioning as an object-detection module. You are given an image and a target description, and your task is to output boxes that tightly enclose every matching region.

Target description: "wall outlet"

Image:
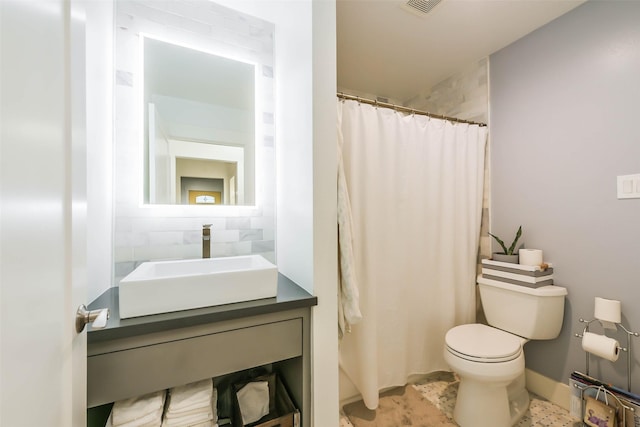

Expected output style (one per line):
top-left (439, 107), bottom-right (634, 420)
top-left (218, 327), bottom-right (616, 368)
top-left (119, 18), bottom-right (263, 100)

top-left (616, 174), bottom-right (640, 199)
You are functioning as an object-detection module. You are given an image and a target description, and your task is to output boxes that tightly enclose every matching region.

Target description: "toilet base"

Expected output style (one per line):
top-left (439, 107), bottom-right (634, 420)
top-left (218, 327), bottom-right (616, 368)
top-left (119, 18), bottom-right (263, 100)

top-left (507, 373), bottom-right (530, 425)
top-left (453, 373), bottom-right (529, 427)
top-left (454, 377), bottom-right (511, 427)
top-left (508, 384), bottom-right (530, 425)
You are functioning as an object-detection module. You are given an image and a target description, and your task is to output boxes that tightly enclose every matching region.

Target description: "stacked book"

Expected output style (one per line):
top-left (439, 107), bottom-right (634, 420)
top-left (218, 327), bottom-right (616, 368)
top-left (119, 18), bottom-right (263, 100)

top-left (481, 259), bottom-right (553, 288)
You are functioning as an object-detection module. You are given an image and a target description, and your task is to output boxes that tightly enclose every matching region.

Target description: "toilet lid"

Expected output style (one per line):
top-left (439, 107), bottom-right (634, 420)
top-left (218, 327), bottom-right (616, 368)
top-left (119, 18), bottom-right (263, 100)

top-left (445, 324), bottom-right (522, 363)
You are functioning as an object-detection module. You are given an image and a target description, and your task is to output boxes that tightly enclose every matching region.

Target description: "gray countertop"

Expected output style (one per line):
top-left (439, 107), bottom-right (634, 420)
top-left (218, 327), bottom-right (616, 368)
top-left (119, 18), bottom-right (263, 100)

top-left (87, 273), bottom-right (317, 344)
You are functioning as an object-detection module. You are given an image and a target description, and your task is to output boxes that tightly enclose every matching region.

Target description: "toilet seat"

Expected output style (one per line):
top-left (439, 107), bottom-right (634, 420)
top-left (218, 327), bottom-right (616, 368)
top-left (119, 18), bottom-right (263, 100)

top-left (446, 324), bottom-right (522, 363)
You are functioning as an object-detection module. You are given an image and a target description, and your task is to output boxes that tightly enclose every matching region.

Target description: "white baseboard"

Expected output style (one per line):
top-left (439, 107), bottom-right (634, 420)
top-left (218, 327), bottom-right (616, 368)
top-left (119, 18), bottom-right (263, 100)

top-left (525, 368), bottom-right (570, 411)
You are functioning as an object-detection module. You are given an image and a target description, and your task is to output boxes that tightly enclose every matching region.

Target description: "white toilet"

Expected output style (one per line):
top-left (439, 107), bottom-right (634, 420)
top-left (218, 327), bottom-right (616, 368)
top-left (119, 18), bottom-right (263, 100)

top-left (444, 276), bottom-right (567, 427)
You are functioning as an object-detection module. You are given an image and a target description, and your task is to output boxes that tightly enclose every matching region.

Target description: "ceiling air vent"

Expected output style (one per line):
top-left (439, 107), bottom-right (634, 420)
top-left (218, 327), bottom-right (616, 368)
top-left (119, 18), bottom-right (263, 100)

top-left (404, 0), bottom-right (444, 16)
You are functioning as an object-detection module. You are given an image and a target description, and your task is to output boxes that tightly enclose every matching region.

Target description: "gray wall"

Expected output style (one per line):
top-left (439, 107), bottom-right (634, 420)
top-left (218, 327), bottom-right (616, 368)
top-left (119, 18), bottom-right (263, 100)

top-left (490, 1), bottom-right (640, 389)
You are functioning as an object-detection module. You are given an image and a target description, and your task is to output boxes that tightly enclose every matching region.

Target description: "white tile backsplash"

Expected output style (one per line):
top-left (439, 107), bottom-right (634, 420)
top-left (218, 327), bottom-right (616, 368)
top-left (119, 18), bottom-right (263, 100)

top-left (113, 0), bottom-right (276, 282)
top-left (212, 229), bottom-right (240, 243)
top-left (147, 231), bottom-right (184, 246)
top-left (406, 57), bottom-right (488, 124)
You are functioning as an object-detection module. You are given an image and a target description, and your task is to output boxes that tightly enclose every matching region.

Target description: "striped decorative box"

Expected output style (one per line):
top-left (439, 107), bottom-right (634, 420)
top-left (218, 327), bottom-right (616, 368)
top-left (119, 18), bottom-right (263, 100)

top-left (481, 259), bottom-right (554, 288)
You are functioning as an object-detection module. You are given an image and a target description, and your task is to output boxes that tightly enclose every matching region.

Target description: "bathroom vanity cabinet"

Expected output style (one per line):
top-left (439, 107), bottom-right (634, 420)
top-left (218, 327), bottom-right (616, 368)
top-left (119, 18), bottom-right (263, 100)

top-left (87, 274), bottom-right (317, 426)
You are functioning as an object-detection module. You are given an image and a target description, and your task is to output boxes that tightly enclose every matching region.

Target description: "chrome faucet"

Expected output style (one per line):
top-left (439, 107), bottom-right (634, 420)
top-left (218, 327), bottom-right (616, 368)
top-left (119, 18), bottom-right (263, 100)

top-left (202, 224), bottom-right (212, 258)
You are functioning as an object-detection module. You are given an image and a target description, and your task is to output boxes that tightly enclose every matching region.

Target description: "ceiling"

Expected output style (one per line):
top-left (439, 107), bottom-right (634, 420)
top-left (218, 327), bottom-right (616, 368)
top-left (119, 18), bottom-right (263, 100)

top-left (337, 0), bottom-right (585, 104)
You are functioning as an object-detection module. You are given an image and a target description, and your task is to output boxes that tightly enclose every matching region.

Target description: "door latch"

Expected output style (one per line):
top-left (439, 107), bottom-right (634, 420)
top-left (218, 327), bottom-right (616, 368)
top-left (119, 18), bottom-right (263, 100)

top-left (75, 304), bottom-right (110, 333)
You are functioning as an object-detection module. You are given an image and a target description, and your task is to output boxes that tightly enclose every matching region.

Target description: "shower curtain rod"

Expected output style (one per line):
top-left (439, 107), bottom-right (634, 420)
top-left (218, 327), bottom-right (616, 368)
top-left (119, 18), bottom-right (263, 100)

top-left (337, 92), bottom-right (487, 127)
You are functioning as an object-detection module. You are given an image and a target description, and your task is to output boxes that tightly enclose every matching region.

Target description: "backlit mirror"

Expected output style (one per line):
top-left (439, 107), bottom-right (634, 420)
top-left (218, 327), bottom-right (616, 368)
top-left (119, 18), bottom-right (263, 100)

top-left (144, 37), bottom-right (256, 205)
top-left (113, 0), bottom-right (274, 210)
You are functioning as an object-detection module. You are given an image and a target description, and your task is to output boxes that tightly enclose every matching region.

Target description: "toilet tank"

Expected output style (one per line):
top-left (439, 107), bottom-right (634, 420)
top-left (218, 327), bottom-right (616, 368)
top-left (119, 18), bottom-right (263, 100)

top-left (478, 276), bottom-right (568, 340)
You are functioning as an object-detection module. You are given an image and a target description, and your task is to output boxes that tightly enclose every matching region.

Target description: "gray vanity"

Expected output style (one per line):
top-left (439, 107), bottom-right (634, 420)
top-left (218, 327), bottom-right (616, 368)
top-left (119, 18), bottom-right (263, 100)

top-left (87, 274), bottom-right (317, 426)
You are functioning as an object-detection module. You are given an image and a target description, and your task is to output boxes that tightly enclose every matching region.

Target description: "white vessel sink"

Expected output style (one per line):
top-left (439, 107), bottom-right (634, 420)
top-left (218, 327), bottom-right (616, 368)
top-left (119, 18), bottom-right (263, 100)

top-left (119, 255), bottom-right (278, 318)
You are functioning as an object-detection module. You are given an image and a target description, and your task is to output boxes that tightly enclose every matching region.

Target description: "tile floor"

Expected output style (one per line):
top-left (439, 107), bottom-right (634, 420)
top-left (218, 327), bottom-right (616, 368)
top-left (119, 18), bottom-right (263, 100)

top-left (340, 371), bottom-right (582, 427)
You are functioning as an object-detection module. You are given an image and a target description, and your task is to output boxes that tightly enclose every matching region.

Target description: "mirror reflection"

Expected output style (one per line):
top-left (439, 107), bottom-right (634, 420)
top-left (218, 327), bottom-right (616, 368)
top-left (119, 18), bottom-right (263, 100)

top-left (143, 37), bottom-right (256, 205)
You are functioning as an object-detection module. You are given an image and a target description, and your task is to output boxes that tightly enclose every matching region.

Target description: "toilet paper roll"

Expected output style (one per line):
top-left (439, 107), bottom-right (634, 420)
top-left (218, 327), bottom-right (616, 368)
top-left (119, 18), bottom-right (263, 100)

top-left (519, 249), bottom-right (543, 266)
top-left (581, 332), bottom-right (620, 362)
top-left (594, 297), bottom-right (621, 330)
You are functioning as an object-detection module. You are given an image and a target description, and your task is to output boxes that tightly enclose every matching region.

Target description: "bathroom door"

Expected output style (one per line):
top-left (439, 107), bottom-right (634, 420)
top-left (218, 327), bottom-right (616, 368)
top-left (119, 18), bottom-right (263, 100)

top-left (1, 0), bottom-right (88, 425)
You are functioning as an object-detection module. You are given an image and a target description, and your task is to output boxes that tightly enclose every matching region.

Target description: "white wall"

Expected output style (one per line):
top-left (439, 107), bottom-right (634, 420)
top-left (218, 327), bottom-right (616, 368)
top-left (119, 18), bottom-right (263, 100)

top-left (86, 1), bottom-right (114, 303)
top-left (270, 2), bottom-right (338, 424)
top-left (311, 1), bottom-right (339, 425)
top-left (215, 1), bottom-right (339, 425)
top-left (490, 1), bottom-right (640, 389)
top-left (271, 3), bottom-right (339, 423)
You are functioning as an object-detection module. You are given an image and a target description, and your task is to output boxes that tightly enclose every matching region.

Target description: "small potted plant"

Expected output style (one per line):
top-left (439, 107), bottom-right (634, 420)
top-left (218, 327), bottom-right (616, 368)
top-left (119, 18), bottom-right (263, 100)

top-left (489, 225), bottom-right (522, 264)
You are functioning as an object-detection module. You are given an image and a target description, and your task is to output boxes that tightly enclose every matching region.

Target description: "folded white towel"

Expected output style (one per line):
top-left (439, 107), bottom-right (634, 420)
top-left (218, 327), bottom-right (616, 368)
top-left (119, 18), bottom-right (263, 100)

top-left (112, 390), bottom-right (166, 426)
top-left (161, 410), bottom-right (212, 427)
top-left (166, 379), bottom-right (213, 412)
top-left (164, 406), bottom-right (211, 420)
top-left (165, 399), bottom-right (209, 416)
top-left (236, 381), bottom-right (269, 425)
top-left (163, 384), bottom-right (217, 427)
top-left (165, 388), bottom-right (217, 419)
top-left (166, 394), bottom-right (211, 413)
top-left (187, 422), bottom-right (215, 427)
top-left (212, 387), bottom-right (218, 423)
top-left (109, 406), bottom-right (163, 427)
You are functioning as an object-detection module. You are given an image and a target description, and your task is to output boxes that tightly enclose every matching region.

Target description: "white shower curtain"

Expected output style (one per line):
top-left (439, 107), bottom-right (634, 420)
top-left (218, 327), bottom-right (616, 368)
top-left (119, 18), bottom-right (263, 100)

top-left (338, 99), bottom-right (487, 409)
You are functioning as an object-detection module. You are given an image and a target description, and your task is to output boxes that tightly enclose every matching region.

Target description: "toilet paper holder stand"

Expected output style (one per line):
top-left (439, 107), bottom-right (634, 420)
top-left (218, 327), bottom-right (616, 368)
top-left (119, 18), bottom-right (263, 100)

top-left (575, 318), bottom-right (638, 393)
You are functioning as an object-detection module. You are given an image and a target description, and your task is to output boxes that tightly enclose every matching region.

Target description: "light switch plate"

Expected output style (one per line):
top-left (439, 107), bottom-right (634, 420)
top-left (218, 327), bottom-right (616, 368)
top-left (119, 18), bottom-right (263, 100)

top-left (617, 174), bottom-right (640, 199)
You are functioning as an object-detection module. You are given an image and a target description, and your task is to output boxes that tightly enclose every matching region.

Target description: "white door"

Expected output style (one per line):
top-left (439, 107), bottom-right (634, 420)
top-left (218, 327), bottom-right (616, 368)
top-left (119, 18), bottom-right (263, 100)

top-left (1, 1), bottom-right (88, 425)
